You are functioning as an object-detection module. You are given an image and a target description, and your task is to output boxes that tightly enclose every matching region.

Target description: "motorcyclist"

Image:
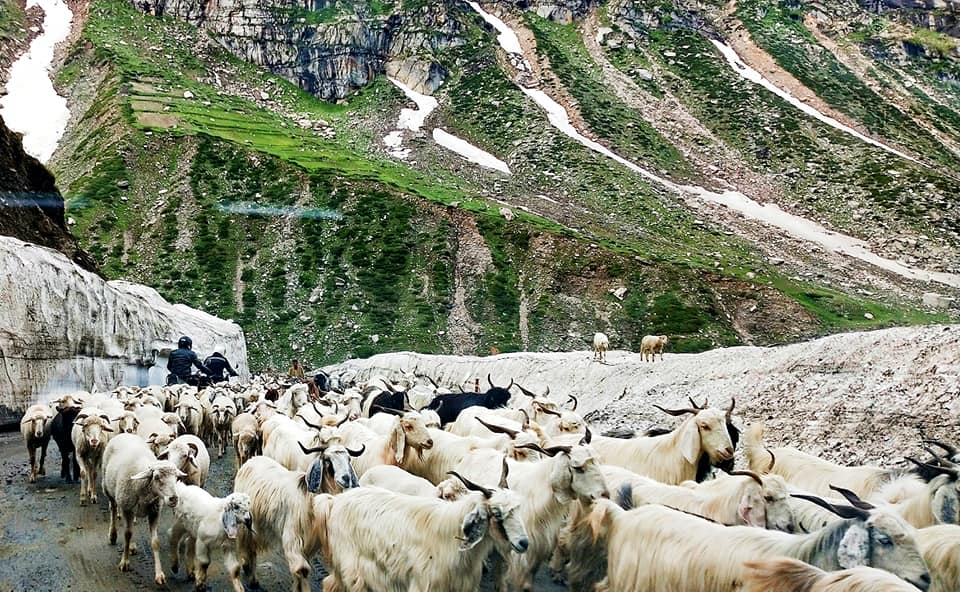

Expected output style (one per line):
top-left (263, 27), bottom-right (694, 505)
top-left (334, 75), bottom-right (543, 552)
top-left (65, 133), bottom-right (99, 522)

top-left (204, 345), bottom-right (239, 384)
top-left (166, 336), bottom-right (212, 385)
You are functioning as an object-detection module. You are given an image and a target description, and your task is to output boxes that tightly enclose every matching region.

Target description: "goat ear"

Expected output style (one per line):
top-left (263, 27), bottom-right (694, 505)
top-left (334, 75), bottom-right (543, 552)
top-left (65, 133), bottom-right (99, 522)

top-left (679, 420), bottom-right (701, 464)
top-left (390, 421), bottom-right (406, 465)
top-left (837, 523), bottom-right (870, 568)
top-left (307, 457), bottom-right (325, 493)
top-left (588, 502), bottom-right (610, 543)
top-left (549, 456), bottom-right (573, 503)
top-left (222, 508), bottom-right (239, 539)
top-left (737, 493), bottom-right (765, 528)
top-left (459, 504), bottom-right (489, 551)
top-left (130, 468), bottom-right (153, 480)
top-left (932, 482), bottom-right (959, 525)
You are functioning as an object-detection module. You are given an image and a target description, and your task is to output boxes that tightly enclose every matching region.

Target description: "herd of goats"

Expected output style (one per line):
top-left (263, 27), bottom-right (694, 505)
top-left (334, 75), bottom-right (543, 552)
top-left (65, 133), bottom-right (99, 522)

top-left (16, 370), bottom-right (960, 591)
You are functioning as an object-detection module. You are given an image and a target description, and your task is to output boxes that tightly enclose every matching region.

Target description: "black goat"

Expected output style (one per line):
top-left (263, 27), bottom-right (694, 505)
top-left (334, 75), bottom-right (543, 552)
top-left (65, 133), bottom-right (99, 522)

top-left (426, 374), bottom-right (514, 426)
top-left (50, 399), bottom-right (82, 482)
top-left (367, 379), bottom-right (409, 417)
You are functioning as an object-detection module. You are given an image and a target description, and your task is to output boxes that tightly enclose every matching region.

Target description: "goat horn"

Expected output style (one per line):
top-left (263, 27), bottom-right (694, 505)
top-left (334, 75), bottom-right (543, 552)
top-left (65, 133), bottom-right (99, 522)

top-left (347, 444), bottom-right (365, 457)
top-left (381, 379), bottom-right (397, 393)
top-left (488, 374), bottom-right (495, 389)
top-left (922, 445), bottom-right (948, 463)
top-left (447, 471), bottom-right (493, 499)
top-left (923, 439), bottom-right (959, 457)
top-left (766, 449), bottom-right (776, 472)
top-left (579, 425), bottom-right (592, 445)
top-left (543, 445), bottom-right (572, 456)
top-left (335, 415), bottom-right (350, 427)
top-left (507, 379), bottom-right (515, 391)
top-left (652, 404), bottom-right (698, 417)
top-left (299, 416), bottom-right (324, 431)
top-left (372, 405), bottom-right (403, 416)
top-left (688, 396), bottom-right (701, 410)
top-left (790, 493), bottom-right (870, 520)
top-left (499, 456), bottom-right (509, 489)
top-left (311, 401), bottom-right (325, 416)
top-left (476, 417), bottom-right (519, 439)
top-left (516, 384), bottom-right (537, 398)
top-left (906, 456), bottom-right (960, 479)
top-left (567, 395), bottom-right (578, 411)
top-left (418, 374), bottom-right (439, 389)
top-left (728, 470), bottom-right (763, 486)
top-left (519, 409), bottom-right (530, 427)
top-left (828, 485), bottom-right (875, 510)
top-left (726, 398), bottom-right (736, 420)
top-left (298, 441), bottom-right (326, 455)
top-left (457, 384), bottom-right (466, 393)
top-left (515, 443), bottom-right (548, 455)
top-left (543, 386), bottom-right (550, 397)
top-left (535, 404), bottom-right (562, 417)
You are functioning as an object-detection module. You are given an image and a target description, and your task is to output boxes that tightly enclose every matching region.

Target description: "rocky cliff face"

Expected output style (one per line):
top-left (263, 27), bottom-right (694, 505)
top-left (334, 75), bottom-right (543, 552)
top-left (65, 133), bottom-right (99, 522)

top-left (860, 0), bottom-right (960, 36)
top-left (0, 236), bottom-right (248, 424)
top-left (0, 116), bottom-right (97, 273)
top-left (133, 0), bottom-right (466, 98)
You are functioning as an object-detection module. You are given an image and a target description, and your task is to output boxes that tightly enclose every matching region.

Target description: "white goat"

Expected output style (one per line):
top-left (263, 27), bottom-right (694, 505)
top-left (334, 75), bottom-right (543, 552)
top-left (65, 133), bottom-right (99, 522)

top-left (231, 412), bottom-right (260, 467)
top-left (158, 434), bottom-right (210, 487)
top-left (917, 524), bottom-right (960, 592)
top-left (593, 332), bottom-right (609, 363)
top-left (746, 422), bottom-right (921, 498)
top-left (359, 465), bottom-right (467, 501)
top-left (71, 408), bottom-right (114, 505)
top-left (234, 456), bottom-right (335, 592)
top-left (744, 557), bottom-right (924, 592)
top-left (581, 492), bottom-right (930, 592)
top-left (20, 403), bottom-right (53, 483)
top-left (321, 471), bottom-right (529, 592)
top-left (339, 410), bottom-right (434, 478)
top-left (589, 403), bottom-right (734, 484)
top-left (101, 433), bottom-right (184, 585)
top-left (168, 483), bottom-right (253, 592)
top-left (640, 334), bottom-right (669, 361)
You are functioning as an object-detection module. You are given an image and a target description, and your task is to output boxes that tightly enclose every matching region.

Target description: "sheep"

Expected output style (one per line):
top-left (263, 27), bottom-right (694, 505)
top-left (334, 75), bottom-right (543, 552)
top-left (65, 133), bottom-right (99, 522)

top-left (210, 394), bottom-right (237, 458)
top-left (158, 435), bottom-right (210, 487)
top-left (112, 410), bottom-right (140, 435)
top-left (168, 483), bottom-right (252, 592)
top-left (359, 465), bottom-right (468, 500)
top-left (746, 422), bottom-right (921, 498)
top-left (231, 412), bottom-right (260, 467)
top-left (339, 408), bottom-right (434, 478)
top-left (589, 403), bottom-right (734, 484)
top-left (20, 404), bottom-right (53, 483)
top-left (71, 408), bottom-right (114, 506)
top-left (234, 455), bottom-right (335, 592)
top-left (917, 524), bottom-right (960, 592)
top-left (593, 332), bottom-right (609, 363)
top-left (50, 393), bottom-right (85, 482)
top-left (101, 433), bottom-right (185, 585)
top-left (600, 464), bottom-right (798, 530)
top-left (581, 487), bottom-right (931, 592)
top-left (177, 394), bottom-right (204, 440)
top-left (640, 334), bottom-right (669, 361)
top-left (320, 469), bottom-right (529, 592)
top-left (743, 557), bottom-right (924, 592)
top-left (136, 411), bottom-right (177, 456)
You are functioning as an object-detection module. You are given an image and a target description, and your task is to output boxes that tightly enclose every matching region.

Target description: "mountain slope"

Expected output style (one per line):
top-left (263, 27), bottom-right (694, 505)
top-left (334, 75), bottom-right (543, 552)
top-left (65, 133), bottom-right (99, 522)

top-left (30, 0), bottom-right (960, 367)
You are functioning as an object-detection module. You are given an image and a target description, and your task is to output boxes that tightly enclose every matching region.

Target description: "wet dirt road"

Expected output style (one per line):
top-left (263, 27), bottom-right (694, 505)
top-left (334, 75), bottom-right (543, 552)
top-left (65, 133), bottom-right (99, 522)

top-left (0, 431), bottom-right (567, 592)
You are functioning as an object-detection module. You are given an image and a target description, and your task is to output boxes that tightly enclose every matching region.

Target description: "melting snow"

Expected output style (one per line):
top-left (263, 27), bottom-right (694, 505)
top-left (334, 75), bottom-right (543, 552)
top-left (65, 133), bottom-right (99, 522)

top-left (465, 1), bottom-right (960, 289)
top-left (384, 77), bottom-right (510, 174)
top-left (0, 0), bottom-right (73, 163)
top-left (710, 41), bottom-right (919, 165)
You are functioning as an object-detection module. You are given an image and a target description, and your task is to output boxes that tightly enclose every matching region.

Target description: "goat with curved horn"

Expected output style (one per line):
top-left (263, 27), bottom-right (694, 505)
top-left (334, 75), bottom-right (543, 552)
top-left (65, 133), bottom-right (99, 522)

top-left (728, 470), bottom-right (763, 486)
top-left (298, 441), bottom-right (327, 455)
top-left (533, 402), bottom-right (561, 417)
top-left (516, 384), bottom-right (538, 398)
top-left (828, 485), bottom-right (876, 511)
top-left (299, 416), bottom-right (325, 431)
top-left (789, 493), bottom-right (871, 520)
top-left (907, 456), bottom-right (960, 479)
top-left (475, 417), bottom-right (519, 439)
top-left (923, 438), bottom-right (959, 457)
top-left (579, 425), bottom-right (592, 445)
top-left (347, 444), bottom-right (365, 457)
top-left (652, 404), bottom-right (699, 417)
top-left (726, 398), bottom-right (736, 420)
top-left (487, 374), bottom-right (496, 389)
top-left (447, 470), bottom-right (493, 498)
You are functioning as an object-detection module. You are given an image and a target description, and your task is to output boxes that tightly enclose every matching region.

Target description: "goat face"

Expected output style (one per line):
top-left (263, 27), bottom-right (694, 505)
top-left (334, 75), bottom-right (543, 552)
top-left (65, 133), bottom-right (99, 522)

top-left (116, 413), bottom-right (139, 434)
top-left (222, 493), bottom-right (254, 539)
top-left (131, 462), bottom-right (184, 507)
top-left (695, 409), bottom-right (734, 463)
top-left (400, 413), bottom-right (434, 451)
top-left (761, 475), bottom-right (800, 533)
top-left (558, 412), bottom-right (585, 434)
top-left (486, 489), bottom-right (529, 554)
top-left (846, 511), bottom-right (929, 590)
top-left (323, 446), bottom-right (360, 491)
top-left (560, 447), bottom-right (609, 503)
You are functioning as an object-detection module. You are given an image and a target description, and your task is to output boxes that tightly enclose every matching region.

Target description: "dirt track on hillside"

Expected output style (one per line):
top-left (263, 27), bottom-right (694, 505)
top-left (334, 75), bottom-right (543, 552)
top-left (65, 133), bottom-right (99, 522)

top-left (0, 431), bottom-right (565, 592)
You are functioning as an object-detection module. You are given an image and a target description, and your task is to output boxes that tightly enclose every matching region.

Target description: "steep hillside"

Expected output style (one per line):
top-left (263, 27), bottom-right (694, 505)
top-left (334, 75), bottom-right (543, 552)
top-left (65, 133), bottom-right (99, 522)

top-left (36, 0), bottom-right (960, 368)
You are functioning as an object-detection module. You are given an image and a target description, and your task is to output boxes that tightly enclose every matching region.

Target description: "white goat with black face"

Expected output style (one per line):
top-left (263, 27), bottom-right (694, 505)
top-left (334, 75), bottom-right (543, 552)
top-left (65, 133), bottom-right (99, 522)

top-left (590, 403), bottom-right (735, 484)
top-left (321, 468), bottom-right (529, 592)
top-left (169, 484), bottom-right (253, 592)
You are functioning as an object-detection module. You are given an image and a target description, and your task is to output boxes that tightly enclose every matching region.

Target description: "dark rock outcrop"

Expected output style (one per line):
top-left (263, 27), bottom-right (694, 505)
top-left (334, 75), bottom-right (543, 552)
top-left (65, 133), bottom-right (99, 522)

top-left (0, 116), bottom-right (97, 273)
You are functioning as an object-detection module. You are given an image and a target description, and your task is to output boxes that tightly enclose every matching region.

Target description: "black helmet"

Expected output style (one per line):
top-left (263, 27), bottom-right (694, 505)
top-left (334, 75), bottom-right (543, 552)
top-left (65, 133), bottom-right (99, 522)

top-left (178, 336), bottom-right (192, 349)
